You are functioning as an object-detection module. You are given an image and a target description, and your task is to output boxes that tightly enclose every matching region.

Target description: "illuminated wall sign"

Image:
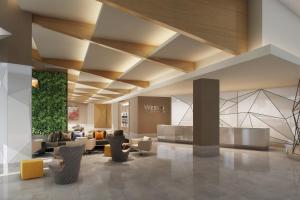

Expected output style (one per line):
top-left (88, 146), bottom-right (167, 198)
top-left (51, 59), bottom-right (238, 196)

top-left (144, 104), bottom-right (166, 113)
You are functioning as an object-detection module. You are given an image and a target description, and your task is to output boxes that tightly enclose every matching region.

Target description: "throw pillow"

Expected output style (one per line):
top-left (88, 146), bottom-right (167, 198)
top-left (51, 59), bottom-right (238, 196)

top-left (95, 131), bottom-right (104, 140)
top-left (48, 132), bottom-right (61, 142)
top-left (61, 132), bottom-right (71, 141)
top-left (48, 132), bottom-right (54, 142)
top-left (73, 131), bottom-right (84, 140)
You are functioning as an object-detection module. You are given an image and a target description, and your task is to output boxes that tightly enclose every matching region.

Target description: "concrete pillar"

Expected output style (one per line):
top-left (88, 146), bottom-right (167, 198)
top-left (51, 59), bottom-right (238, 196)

top-left (0, 0), bottom-right (32, 170)
top-left (0, 64), bottom-right (8, 166)
top-left (0, 63), bottom-right (32, 165)
top-left (193, 79), bottom-right (219, 157)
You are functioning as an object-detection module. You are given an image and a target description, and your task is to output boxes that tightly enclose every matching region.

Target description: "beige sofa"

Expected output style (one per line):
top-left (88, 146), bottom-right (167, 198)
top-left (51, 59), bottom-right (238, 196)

top-left (75, 137), bottom-right (96, 152)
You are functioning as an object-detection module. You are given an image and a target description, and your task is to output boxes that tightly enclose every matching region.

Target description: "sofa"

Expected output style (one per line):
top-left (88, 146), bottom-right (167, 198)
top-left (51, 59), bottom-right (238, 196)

top-left (86, 130), bottom-right (110, 147)
top-left (45, 131), bottom-right (72, 149)
top-left (32, 131), bottom-right (81, 154)
top-left (75, 137), bottom-right (96, 152)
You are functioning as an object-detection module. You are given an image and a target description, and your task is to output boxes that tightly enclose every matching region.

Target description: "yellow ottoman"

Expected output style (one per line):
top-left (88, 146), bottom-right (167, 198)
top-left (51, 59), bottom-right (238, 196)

top-left (104, 144), bottom-right (112, 157)
top-left (20, 159), bottom-right (44, 180)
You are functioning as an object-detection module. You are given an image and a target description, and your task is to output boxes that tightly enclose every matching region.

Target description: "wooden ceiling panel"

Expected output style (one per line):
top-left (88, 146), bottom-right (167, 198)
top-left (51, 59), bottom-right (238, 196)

top-left (32, 14), bottom-right (95, 40)
top-left (97, 0), bottom-right (247, 54)
top-left (108, 81), bottom-right (135, 90)
top-left (81, 69), bottom-right (122, 80)
top-left (118, 79), bottom-right (149, 88)
top-left (91, 37), bottom-right (157, 58)
top-left (149, 58), bottom-right (195, 73)
top-left (43, 58), bottom-right (83, 70)
top-left (105, 88), bottom-right (131, 94)
top-left (78, 71), bottom-right (112, 83)
top-left (77, 81), bottom-right (109, 89)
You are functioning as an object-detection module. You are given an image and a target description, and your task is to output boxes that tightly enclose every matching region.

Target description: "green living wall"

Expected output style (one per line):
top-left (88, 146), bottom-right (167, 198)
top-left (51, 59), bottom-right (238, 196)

top-left (32, 71), bottom-right (68, 135)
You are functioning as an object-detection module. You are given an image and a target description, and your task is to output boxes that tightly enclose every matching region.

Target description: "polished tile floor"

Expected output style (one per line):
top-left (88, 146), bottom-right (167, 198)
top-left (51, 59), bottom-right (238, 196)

top-left (1, 142), bottom-right (300, 200)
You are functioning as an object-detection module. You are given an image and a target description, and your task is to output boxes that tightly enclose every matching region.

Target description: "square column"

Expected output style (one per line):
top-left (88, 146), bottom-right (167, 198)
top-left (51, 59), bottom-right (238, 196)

top-left (193, 79), bottom-right (219, 157)
top-left (0, 63), bottom-right (8, 166)
top-left (0, 63), bottom-right (32, 165)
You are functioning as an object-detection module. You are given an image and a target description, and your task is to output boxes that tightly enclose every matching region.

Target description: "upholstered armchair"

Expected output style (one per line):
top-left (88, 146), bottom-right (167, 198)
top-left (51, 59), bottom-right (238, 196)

top-left (107, 130), bottom-right (130, 162)
top-left (130, 136), bottom-right (152, 154)
top-left (49, 145), bottom-right (85, 184)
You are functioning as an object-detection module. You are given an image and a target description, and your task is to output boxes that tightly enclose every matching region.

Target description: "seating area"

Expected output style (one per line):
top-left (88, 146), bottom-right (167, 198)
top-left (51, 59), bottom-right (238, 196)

top-left (32, 129), bottom-right (110, 155)
top-left (26, 130), bottom-right (154, 185)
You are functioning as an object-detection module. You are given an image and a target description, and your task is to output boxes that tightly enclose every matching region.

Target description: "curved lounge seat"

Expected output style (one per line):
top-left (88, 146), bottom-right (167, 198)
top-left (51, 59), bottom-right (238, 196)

top-left (131, 136), bottom-right (152, 154)
top-left (107, 130), bottom-right (130, 162)
top-left (49, 145), bottom-right (85, 184)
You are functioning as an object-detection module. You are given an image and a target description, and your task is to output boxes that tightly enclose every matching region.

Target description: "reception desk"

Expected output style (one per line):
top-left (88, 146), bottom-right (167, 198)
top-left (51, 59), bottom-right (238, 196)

top-left (157, 125), bottom-right (270, 150)
top-left (220, 127), bottom-right (270, 150)
top-left (157, 125), bottom-right (193, 144)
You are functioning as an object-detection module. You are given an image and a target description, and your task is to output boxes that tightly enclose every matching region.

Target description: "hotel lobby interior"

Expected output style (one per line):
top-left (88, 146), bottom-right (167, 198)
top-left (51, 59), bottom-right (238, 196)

top-left (1, 0), bottom-right (300, 199)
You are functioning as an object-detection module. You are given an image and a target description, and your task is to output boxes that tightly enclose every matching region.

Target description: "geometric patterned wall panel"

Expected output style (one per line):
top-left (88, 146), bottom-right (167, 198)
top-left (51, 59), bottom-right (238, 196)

top-left (172, 96), bottom-right (193, 126)
top-left (172, 87), bottom-right (298, 144)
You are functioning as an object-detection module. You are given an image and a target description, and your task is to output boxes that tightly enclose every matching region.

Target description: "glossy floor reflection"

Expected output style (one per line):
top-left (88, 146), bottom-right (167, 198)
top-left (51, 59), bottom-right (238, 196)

top-left (1, 142), bottom-right (300, 200)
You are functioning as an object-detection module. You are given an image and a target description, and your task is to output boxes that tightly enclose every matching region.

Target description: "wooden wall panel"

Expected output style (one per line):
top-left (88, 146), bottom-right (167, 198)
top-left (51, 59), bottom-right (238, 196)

top-left (129, 97), bottom-right (138, 134)
top-left (94, 104), bottom-right (111, 128)
top-left (193, 79), bottom-right (219, 145)
top-left (193, 79), bottom-right (219, 156)
top-left (137, 96), bottom-right (171, 134)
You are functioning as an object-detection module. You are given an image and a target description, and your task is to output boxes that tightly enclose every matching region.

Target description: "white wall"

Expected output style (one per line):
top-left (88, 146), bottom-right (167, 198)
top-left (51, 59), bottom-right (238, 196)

top-left (111, 103), bottom-right (119, 130)
top-left (247, 0), bottom-right (300, 57)
top-left (68, 103), bottom-right (95, 132)
top-left (248, 0), bottom-right (300, 56)
top-left (86, 103), bottom-right (94, 131)
top-left (68, 103), bottom-right (88, 130)
top-left (0, 63), bottom-right (32, 165)
top-left (172, 96), bottom-right (192, 126)
top-left (0, 63), bottom-right (8, 166)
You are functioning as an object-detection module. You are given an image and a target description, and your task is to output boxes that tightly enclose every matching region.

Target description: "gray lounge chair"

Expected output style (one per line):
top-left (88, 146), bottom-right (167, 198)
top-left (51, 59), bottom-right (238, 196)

top-left (107, 130), bottom-right (130, 162)
top-left (49, 145), bottom-right (85, 184)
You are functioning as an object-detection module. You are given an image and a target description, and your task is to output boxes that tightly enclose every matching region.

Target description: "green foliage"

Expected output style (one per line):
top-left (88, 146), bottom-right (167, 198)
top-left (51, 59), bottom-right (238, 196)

top-left (32, 71), bottom-right (68, 135)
